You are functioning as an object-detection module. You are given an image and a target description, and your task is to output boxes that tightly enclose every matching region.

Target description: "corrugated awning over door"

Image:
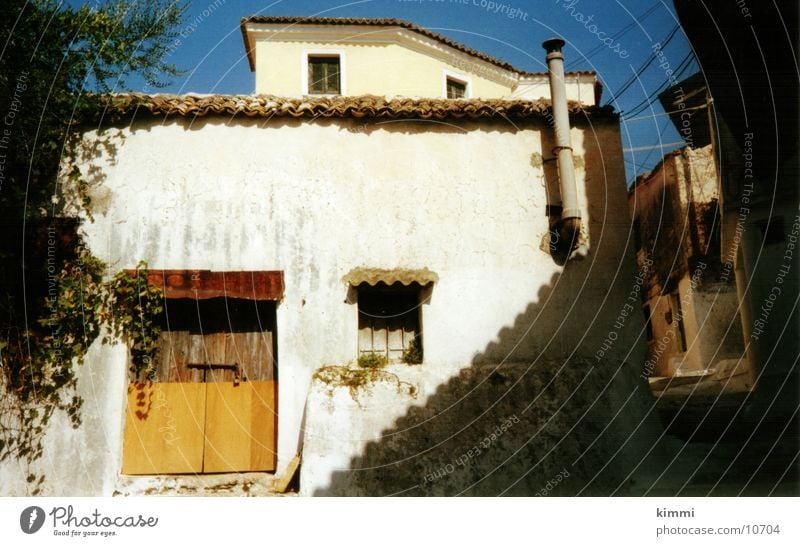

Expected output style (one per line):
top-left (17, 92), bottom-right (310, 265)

top-left (342, 267), bottom-right (438, 287)
top-left (129, 270), bottom-right (285, 301)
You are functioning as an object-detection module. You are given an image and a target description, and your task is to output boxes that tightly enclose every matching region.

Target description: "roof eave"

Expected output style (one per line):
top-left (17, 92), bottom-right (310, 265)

top-left (92, 93), bottom-right (619, 124)
top-left (240, 16), bottom-right (597, 80)
top-left (240, 18), bottom-right (255, 72)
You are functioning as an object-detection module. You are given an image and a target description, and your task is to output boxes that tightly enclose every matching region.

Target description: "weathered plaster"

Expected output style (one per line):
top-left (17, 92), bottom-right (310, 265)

top-left (2, 111), bottom-right (645, 495)
top-left (630, 145), bottom-right (746, 378)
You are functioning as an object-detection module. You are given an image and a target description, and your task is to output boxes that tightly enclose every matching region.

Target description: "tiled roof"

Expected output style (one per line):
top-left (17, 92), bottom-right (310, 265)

top-left (100, 94), bottom-right (616, 122)
top-left (241, 16), bottom-right (595, 78)
top-left (343, 267), bottom-right (439, 287)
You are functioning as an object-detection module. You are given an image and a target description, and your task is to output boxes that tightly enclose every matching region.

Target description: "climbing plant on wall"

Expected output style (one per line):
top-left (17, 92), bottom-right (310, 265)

top-left (0, 255), bottom-right (165, 485)
top-left (105, 264), bottom-right (165, 377)
top-left (0, 0), bottom-right (185, 486)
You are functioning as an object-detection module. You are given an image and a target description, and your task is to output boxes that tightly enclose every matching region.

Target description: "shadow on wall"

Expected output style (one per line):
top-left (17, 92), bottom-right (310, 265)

top-left (310, 115), bottom-right (677, 495)
top-left (310, 115), bottom-right (798, 496)
top-left (311, 266), bottom-right (673, 496)
top-left (312, 268), bottom-right (798, 496)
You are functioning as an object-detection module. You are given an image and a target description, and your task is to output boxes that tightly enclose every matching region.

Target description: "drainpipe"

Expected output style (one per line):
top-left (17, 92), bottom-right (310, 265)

top-left (543, 38), bottom-right (582, 254)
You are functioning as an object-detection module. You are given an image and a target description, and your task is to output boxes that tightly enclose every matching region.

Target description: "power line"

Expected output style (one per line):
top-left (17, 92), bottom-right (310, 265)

top-left (623, 100), bottom-right (709, 123)
top-left (603, 24), bottom-right (680, 106)
top-left (621, 53), bottom-right (693, 117)
top-left (625, 158), bottom-right (656, 169)
top-left (607, 24), bottom-right (680, 103)
top-left (565, 2), bottom-right (661, 70)
top-left (623, 141), bottom-right (687, 152)
top-left (634, 117), bottom-right (674, 171)
top-left (621, 54), bottom-right (696, 119)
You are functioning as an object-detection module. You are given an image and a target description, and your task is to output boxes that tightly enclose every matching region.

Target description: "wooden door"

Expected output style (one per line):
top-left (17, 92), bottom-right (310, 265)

top-left (122, 382), bottom-right (206, 474)
top-left (152, 331), bottom-right (275, 383)
top-left (123, 380), bottom-right (277, 474)
top-left (122, 298), bottom-right (277, 475)
top-left (203, 381), bottom-right (277, 472)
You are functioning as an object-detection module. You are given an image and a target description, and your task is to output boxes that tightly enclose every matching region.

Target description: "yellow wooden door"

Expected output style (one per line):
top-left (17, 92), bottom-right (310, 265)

top-left (123, 381), bottom-right (277, 474)
top-left (203, 381), bottom-right (277, 472)
top-left (122, 382), bottom-right (206, 474)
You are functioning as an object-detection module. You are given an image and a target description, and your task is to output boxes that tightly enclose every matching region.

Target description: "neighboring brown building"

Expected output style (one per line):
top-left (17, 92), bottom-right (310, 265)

top-left (629, 144), bottom-right (746, 384)
top-left (673, 1), bottom-right (799, 403)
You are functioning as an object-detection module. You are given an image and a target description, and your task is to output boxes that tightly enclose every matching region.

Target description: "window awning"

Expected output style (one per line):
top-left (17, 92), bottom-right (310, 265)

top-left (342, 267), bottom-right (438, 287)
top-left (130, 270), bottom-right (285, 301)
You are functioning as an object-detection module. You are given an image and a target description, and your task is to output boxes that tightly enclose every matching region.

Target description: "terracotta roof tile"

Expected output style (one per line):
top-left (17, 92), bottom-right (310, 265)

top-left (241, 16), bottom-right (595, 78)
top-left (100, 93), bottom-right (616, 122)
top-left (343, 267), bottom-right (439, 287)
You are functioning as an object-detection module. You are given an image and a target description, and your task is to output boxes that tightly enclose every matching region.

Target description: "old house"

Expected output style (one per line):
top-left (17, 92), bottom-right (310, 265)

top-left (672, 2), bottom-right (799, 412)
top-left (624, 1), bottom-right (798, 493)
top-left (1, 17), bottom-right (661, 496)
top-left (628, 144), bottom-right (747, 388)
top-left (640, 60), bottom-right (798, 407)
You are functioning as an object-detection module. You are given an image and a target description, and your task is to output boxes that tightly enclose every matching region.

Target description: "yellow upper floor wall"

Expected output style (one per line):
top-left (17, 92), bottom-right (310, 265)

top-left (242, 18), bottom-right (598, 104)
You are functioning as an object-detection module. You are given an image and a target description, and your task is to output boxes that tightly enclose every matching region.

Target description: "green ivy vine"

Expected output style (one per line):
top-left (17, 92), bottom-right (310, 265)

top-left (0, 0), bottom-right (185, 492)
top-left (105, 263), bottom-right (164, 378)
top-left (0, 252), bottom-right (163, 487)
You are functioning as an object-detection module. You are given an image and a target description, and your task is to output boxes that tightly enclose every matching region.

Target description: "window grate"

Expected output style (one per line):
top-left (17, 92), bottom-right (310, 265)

top-left (357, 283), bottom-right (422, 363)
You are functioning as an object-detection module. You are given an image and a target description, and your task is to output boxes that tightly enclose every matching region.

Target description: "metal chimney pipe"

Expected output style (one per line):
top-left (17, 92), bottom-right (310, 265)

top-left (543, 38), bottom-right (581, 253)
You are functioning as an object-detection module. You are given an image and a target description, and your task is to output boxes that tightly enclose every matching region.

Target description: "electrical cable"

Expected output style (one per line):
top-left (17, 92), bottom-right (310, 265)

top-left (621, 53), bottom-right (696, 119)
top-left (630, 117), bottom-right (673, 175)
top-left (603, 24), bottom-right (680, 106)
top-left (565, 1), bottom-right (661, 70)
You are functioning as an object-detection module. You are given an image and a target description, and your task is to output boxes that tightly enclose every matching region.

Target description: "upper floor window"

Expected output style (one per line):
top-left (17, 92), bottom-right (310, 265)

top-left (308, 55), bottom-right (341, 94)
top-left (446, 76), bottom-right (468, 99)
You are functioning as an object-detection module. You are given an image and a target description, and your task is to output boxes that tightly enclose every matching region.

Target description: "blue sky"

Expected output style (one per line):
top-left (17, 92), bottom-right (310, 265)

top-left (73, 0), bottom-right (700, 184)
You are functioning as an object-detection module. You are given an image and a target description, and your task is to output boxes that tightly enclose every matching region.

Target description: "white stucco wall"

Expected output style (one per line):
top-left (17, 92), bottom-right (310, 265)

top-left (510, 74), bottom-right (597, 105)
top-left (4, 111), bottom-right (643, 495)
top-left (0, 338), bottom-right (127, 496)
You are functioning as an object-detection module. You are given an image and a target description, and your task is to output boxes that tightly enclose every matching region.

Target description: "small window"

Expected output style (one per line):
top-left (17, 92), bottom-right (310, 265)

top-left (643, 304), bottom-right (654, 341)
top-left (446, 77), bottom-right (467, 99)
top-left (358, 283), bottom-right (422, 363)
top-left (669, 293), bottom-right (687, 353)
top-left (308, 55), bottom-right (340, 95)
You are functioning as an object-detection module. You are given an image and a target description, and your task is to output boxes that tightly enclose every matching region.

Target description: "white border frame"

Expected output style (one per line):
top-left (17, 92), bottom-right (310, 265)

top-left (442, 69), bottom-right (472, 99)
top-left (302, 48), bottom-right (347, 96)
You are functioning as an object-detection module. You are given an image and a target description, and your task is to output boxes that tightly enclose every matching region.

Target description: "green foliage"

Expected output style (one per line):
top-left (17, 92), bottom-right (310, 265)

top-left (0, 0), bottom-right (185, 482)
top-left (105, 263), bottom-right (164, 376)
top-left (67, 0), bottom-right (187, 92)
top-left (31, 247), bottom-right (106, 400)
top-left (313, 365), bottom-right (417, 403)
top-left (402, 337), bottom-right (423, 364)
top-left (0, 255), bottom-right (163, 467)
top-left (0, 242), bottom-right (103, 466)
top-left (357, 352), bottom-right (389, 369)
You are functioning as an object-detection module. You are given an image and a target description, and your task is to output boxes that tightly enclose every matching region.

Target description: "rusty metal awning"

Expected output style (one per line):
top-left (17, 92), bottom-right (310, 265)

top-left (131, 270), bottom-right (285, 301)
top-left (342, 267), bottom-right (438, 287)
